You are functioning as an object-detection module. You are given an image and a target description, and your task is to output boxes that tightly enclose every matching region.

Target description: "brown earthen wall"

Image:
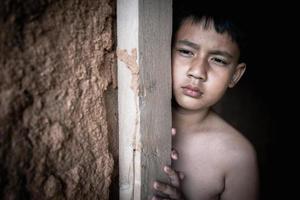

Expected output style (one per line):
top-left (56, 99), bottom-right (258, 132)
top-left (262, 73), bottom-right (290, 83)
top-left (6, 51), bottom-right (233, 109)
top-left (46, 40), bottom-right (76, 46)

top-left (0, 0), bottom-right (118, 199)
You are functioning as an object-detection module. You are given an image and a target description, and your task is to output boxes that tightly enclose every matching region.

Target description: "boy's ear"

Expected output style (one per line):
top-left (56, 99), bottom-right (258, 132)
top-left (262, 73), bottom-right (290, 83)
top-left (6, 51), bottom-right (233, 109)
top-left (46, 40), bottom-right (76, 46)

top-left (228, 63), bottom-right (246, 88)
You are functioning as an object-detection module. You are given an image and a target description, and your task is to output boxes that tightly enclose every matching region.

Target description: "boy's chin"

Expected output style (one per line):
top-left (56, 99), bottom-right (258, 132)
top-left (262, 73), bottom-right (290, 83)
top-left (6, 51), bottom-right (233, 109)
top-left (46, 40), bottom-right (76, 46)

top-left (173, 100), bottom-right (207, 111)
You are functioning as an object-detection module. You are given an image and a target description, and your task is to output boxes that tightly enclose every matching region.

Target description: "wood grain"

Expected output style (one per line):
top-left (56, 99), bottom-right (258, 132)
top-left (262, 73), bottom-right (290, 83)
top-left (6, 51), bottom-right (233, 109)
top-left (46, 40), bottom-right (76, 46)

top-left (117, 0), bottom-right (172, 199)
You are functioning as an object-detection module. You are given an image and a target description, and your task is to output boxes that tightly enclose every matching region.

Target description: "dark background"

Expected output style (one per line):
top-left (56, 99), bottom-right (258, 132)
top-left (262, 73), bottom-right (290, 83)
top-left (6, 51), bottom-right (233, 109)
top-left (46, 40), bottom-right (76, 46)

top-left (173, 1), bottom-right (298, 199)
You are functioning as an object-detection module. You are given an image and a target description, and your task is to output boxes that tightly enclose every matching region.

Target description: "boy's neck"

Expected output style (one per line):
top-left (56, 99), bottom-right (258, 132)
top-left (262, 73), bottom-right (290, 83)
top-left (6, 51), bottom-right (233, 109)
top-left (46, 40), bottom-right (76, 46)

top-left (173, 106), bottom-right (211, 129)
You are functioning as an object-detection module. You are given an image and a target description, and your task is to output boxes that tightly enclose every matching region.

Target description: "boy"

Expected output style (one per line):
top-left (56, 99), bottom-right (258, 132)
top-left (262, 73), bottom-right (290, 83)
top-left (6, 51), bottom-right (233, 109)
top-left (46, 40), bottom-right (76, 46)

top-left (152, 7), bottom-right (259, 200)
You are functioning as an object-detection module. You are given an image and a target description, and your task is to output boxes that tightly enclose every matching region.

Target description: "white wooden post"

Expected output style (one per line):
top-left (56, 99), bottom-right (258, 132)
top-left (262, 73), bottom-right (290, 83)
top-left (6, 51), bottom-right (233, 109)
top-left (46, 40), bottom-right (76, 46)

top-left (117, 0), bottom-right (172, 199)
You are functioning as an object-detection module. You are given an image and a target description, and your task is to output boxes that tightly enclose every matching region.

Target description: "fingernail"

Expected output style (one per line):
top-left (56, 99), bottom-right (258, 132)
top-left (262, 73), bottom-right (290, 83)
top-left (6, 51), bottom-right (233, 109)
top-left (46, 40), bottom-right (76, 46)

top-left (172, 152), bottom-right (178, 160)
top-left (179, 172), bottom-right (185, 180)
top-left (171, 128), bottom-right (176, 136)
top-left (153, 181), bottom-right (159, 189)
top-left (164, 166), bottom-right (170, 173)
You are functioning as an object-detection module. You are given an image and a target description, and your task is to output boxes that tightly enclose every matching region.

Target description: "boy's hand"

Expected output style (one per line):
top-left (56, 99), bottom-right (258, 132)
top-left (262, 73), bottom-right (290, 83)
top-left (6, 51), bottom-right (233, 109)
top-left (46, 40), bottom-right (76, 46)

top-left (152, 128), bottom-right (185, 200)
top-left (152, 166), bottom-right (185, 200)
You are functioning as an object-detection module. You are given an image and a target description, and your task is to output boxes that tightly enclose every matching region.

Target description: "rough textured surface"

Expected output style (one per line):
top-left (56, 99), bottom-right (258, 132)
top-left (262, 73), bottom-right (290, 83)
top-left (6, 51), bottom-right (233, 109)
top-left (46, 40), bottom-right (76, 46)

top-left (0, 0), bottom-right (118, 199)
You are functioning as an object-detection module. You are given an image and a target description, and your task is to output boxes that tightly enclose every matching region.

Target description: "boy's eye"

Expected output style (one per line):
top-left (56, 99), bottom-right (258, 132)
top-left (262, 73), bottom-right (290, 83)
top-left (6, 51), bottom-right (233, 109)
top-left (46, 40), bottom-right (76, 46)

top-left (177, 49), bottom-right (194, 57)
top-left (211, 57), bottom-right (228, 65)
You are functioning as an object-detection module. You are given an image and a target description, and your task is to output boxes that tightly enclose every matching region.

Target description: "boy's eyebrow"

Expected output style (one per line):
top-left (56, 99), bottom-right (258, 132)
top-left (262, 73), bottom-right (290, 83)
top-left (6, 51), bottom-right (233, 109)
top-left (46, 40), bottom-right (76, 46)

top-left (209, 50), bottom-right (234, 59)
top-left (176, 40), bottom-right (200, 50)
top-left (176, 40), bottom-right (233, 58)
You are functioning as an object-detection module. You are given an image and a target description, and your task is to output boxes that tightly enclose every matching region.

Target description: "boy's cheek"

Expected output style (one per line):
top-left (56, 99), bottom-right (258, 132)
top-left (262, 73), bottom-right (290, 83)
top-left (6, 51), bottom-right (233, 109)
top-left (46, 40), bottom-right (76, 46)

top-left (173, 69), bottom-right (186, 83)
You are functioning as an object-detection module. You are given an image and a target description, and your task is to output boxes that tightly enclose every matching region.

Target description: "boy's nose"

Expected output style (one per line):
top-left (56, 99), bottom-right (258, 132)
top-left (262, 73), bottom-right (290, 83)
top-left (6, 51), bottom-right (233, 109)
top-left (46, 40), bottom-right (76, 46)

top-left (187, 58), bottom-right (208, 81)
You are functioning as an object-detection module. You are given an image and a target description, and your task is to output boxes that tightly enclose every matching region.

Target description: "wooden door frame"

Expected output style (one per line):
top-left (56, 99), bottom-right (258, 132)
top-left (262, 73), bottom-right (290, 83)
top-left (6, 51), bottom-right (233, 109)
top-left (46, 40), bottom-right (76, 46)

top-left (117, 0), bottom-right (173, 199)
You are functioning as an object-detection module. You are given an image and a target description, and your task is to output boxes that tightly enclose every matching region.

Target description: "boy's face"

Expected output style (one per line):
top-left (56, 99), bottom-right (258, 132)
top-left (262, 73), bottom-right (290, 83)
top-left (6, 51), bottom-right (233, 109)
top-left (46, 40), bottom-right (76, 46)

top-left (172, 19), bottom-right (246, 111)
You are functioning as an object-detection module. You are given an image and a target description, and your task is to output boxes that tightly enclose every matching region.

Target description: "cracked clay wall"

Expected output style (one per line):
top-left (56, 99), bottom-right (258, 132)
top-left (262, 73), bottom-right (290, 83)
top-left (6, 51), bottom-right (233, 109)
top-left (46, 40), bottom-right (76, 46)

top-left (0, 0), bottom-right (118, 199)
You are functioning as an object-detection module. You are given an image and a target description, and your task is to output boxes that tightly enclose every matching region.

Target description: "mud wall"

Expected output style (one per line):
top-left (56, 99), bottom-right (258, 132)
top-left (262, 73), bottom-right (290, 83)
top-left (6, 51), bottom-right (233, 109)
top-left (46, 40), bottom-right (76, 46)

top-left (0, 0), bottom-right (118, 199)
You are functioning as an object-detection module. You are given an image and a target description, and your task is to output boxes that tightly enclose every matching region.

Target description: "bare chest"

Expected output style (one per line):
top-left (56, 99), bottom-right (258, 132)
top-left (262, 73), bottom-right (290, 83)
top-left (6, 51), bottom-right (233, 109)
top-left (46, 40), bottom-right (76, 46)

top-left (173, 139), bottom-right (225, 200)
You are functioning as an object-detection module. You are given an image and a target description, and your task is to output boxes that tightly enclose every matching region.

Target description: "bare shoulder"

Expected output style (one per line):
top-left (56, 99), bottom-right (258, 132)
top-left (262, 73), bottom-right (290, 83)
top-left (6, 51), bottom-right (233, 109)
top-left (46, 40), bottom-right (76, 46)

top-left (185, 110), bottom-right (257, 166)
top-left (206, 111), bottom-right (257, 161)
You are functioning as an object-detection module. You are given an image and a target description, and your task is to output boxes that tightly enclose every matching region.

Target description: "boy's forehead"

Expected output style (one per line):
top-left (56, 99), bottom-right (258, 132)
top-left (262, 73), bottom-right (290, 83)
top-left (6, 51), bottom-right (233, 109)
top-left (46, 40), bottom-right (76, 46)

top-left (176, 19), bottom-right (232, 44)
top-left (175, 18), bottom-right (240, 58)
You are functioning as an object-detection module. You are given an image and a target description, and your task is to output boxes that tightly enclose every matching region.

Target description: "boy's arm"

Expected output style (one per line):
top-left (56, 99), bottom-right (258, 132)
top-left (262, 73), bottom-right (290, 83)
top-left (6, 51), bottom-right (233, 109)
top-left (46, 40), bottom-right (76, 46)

top-left (220, 144), bottom-right (259, 200)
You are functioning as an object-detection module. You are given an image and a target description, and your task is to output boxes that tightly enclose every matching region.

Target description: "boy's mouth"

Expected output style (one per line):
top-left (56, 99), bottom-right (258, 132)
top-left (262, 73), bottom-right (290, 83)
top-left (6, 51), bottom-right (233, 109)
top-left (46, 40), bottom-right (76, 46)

top-left (182, 85), bottom-right (203, 98)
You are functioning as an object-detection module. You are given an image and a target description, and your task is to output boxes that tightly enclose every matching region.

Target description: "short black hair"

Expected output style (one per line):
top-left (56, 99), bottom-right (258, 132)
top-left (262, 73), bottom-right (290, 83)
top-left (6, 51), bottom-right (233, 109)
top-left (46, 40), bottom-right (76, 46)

top-left (173, 1), bottom-right (248, 63)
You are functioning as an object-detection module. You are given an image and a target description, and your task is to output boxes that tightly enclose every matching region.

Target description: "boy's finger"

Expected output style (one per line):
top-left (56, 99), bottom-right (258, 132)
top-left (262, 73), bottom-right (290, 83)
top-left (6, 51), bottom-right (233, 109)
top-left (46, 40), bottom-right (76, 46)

top-left (152, 196), bottom-right (167, 200)
top-left (171, 149), bottom-right (179, 160)
top-left (171, 128), bottom-right (176, 136)
top-left (153, 181), bottom-right (180, 198)
top-left (152, 196), bottom-right (169, 200)
top-left (164, 166), bottom-right (180, 187)
top-left (151, 196), bottom-right (158, 200)
top-left (179, 172), bottom-right (185, 180)
top-left (151, 196), bottom-right (166, 200)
